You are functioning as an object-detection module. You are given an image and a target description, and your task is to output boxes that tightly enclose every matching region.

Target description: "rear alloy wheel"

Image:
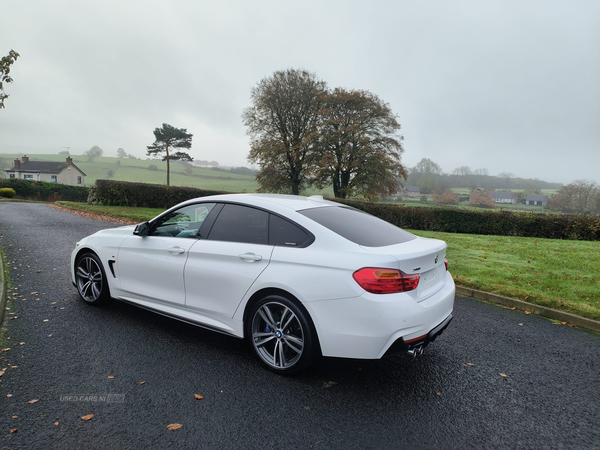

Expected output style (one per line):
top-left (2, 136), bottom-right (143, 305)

top-left (248, 295), bottom-right (319, 375)
top-left (75, 253), bottom-right (110, 305)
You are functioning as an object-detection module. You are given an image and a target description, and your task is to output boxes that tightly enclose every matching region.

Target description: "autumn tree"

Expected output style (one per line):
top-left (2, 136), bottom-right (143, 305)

top-left (146, 123), bottom-right (193, 187)
top-left (84, 145), bottom-right (104, 162)
top-left (432, 188), bottom-right (459, 205)
top-left (0, 50), bottom-right (19, 109)
top-left (313, 88), bottom-right (406, 199)
top-left (469, 189), bottom-right (495, 208)
top-left (243, 69), bottom-right (327, 195)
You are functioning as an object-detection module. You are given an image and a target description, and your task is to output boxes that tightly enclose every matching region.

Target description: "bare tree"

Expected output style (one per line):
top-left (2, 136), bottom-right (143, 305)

top-left (498, 172), bottom-right (515, 187)
top-left (0, 157), bottom-right (10, 178)
top-left (572, 179), bottom-right (598, 212)
top-left (411, 158), bottom-right (443, 194)
top-left (84, 145), bottom-right (104, 162)
top-left (452, 166), bottom-right (472, 177)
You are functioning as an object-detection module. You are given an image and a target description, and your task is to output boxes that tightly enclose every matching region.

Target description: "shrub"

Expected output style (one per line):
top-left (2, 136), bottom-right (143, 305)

top-left (0, 179), bottom-right (89, 202)
top-left (148, 164), bottom-right (158, 171)
top-left (469, 190), bottom-right (495, 208)
top-left (433, 189), bottom-right (459, 205)
top-left (0, 187), bottom-right (16, 198)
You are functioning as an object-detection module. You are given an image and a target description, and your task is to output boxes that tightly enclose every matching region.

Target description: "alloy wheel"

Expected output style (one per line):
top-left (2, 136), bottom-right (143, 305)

top-left (76, 256), bottom-right (104, 302)
top-left (251, 301), bottom-right (305, 370)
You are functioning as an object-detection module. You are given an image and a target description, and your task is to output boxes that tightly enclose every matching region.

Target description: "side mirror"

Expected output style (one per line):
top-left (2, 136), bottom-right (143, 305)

top-left (134, 222), bottom-right (150, 237)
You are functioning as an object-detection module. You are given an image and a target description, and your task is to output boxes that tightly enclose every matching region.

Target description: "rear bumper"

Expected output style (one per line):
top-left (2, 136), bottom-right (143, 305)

top-left (305, 271), bottom-right (455, 359)
top-left (383, 313), bottom-right (453, 357)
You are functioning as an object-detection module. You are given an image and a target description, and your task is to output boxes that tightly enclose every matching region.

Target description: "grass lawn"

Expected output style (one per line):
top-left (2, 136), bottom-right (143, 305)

top-left (412, 229), bottom-right (600, 321)
top-left (56, 202), bottom-right (600, 321)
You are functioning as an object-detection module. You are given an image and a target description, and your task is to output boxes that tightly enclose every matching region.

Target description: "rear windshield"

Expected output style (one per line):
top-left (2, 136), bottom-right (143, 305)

top-left (299, 206), bottom-right (416, 247)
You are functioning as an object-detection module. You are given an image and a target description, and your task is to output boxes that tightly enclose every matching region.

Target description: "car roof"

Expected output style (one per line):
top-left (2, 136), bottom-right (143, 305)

top-left (180, 193), bottom-right (340, 213)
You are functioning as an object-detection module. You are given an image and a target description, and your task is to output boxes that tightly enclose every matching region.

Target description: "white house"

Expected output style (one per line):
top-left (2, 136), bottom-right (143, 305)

top-left (492, 191), bottom-right (517, 204)
top-left (399, 186), bottom-right (421, 197)
top-left (525, 194), bottom-right (548, 206)
top-left (5, 155), bottom-right (86, 186)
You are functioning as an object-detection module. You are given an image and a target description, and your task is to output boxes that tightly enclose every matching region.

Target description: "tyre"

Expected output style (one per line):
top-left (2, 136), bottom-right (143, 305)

top-left (247, 295), bottom-right (320, 375)
top-left (75, 252), bottom-right (111, 306)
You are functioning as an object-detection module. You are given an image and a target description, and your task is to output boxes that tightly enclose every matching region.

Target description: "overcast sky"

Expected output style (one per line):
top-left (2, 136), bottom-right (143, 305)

top-left (1, 0), bottom-right (598, 184)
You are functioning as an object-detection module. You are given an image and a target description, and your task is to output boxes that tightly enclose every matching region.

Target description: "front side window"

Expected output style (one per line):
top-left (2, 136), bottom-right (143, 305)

top-left (152, 203), bottom-right (216, 238)
top-left (208, 204), bottom-right (268, 245)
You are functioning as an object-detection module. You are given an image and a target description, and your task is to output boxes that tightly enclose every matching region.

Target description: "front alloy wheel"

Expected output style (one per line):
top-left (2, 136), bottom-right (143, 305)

top-left (249, 296), bottom-right (318, 375)
top-left (76, 253), bottom-right (110, 305)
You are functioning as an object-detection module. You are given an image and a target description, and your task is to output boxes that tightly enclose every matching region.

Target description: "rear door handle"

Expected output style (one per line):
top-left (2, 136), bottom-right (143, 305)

top-left (168, 246), bottom-right (185, 255)
top-left (238, 252), bottom-right (262, 262)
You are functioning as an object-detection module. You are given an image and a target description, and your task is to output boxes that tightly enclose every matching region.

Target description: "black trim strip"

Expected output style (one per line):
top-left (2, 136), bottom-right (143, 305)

top-left (108, 260), bottom-right (116, 278)
top-left (117, 298), bottom-right (242, 339)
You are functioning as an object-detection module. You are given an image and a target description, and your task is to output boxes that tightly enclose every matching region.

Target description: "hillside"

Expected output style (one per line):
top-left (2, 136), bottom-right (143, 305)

top-left (1, 153), bottom-right (260, 192)
top-left (1, 153), bottom-right (337, 196)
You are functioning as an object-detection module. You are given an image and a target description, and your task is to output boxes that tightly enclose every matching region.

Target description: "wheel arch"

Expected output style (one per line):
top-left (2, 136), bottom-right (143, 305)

top-left (242, 287), bottom-right (322, 354)
top-left (73, 247), bottom-right (114, 298)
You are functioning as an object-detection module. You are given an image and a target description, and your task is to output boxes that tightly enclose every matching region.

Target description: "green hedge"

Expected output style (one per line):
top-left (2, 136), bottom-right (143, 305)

top-left (86, 180), bottom-right (600, 241)
top-left (334, 199), bottom-right (600, 241)
top-left (89, 180), bottom-right (228, 209)
top-left (0, 179), bottom-right (89, 202)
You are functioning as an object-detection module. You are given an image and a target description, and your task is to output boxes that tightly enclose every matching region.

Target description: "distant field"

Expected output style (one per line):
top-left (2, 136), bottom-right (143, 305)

top-left (1, 153), bottom-right (335, 196)
top-left (450, 187), bottom-right (558, 195)
top-left (387, 198), bottom-right (553, 213)
top-left (1, 153), bottom-right (261, 192)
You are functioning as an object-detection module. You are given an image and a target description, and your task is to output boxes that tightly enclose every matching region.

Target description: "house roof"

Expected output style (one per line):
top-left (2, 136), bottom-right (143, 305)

top-left (402, 186), bottom-right (420, 192)
top-left (492, 191), bottom-right (517, 199)
top-left (526, 195), bottom-right (548, 201)
top-left (7, 160), bottom-right (87, 176)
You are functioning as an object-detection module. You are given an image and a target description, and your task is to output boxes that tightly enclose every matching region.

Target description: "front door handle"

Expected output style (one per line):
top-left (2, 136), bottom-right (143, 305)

top-left (168, 246), bottom-right (185, 255)
top-left (238, 252), bottom-right (262, 262)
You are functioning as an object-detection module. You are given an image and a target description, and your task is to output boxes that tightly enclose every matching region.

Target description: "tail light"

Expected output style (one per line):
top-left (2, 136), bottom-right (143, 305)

top-left (353, 268), bottom-right (420, 294)
top-left (445, 258), bottom-right (448, 271)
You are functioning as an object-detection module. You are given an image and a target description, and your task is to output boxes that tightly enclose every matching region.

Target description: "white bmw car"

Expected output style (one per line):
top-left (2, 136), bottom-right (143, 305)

top-left (72, 194), bottom-right (455, 374)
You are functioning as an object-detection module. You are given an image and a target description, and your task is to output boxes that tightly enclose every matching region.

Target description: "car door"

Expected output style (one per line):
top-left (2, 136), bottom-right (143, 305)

top-left (184, 203), bottom-right (273, 318)
top-left (116, 203), bottom-right (216, 307)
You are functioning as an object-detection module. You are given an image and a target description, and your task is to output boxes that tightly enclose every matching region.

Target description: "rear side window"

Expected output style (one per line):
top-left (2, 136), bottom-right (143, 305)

top-left (269, 215), bottom-right (311, 247)
top-left (299, 206), bottom-right (416, 247)
top-left (208, 204), bottom-right (269, 245)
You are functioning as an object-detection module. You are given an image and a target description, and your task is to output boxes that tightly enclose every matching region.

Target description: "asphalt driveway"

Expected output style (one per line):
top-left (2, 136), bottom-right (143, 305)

top-left (0, 202), bottom-right (598, 449)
